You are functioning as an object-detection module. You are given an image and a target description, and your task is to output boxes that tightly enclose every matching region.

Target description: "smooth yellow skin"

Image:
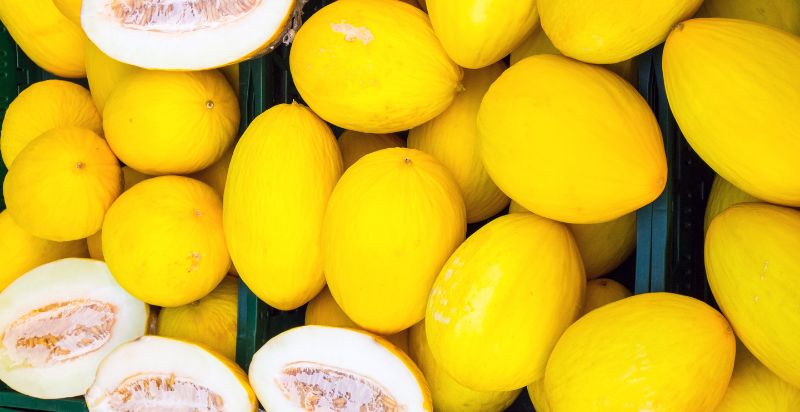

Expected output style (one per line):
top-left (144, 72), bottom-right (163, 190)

top-left (704, 174), bottom-right (762, 233)
top-left (716, 342), bottom-right (800, 411)
top-left (323, 148), bottom-right (466, 334)
top-left (0, 210), bottom-right (88, 291)
top-left (104, 70), bottom-right (239, 175)
top-left (527, 380), bottom-right (549, 412)
top-left (664, 19), bottom-right (800, 207)
top-left (219, 64), bottom-right (239, 96)
top-left (545, 293), bottom-right (735, 411)
top-left (225, 103), bottom-right (341, 311)
top-left (581, 278), bottom-right (632, 316)
top-left (427, 0), bottom-right (538, 69)
top-left (409, 63), bottom-right (509, 223)
top-left (696, 0), bottom-right (800, 35)
top-left (337, 130), bottom-right (404, 170)
top-left (157, 276), bottom-right (238, 361)
top-left (706, 203), bottom-right (800, 388)
top-left (480, 55), bottom-right (666, 224)
top-left (427, 213), bottom-right (585, 391)
top-left (103, 176), bottom-right (230, 307)
top-left (4, 128), bottom-right (122, 242)
top-left (1, 80), bottom-right (102, 167)
top-left (538, 0), bottom-right (703, 64)
top-left (190, 147), bottom-right (233, 198)
top-left (0, 0), bottom-right (86, 77)
top-left (84, 38), bottom-right (141, 114)
top-left (290, 0), bottom-right (462, 133)
top-left (52, 0), bottom-right (81, 25)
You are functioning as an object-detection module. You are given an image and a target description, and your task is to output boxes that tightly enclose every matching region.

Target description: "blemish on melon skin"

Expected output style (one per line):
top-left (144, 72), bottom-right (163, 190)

top-left (330, 21), bottom-right (374, 45)
top-left (433, 312), bottom-right (450, 325)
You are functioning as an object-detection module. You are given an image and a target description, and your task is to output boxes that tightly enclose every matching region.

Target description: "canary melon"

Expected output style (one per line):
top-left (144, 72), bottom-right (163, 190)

top-left (706, 203), bottom-right (800, 388)
top-left (220, 64), bottom-right (240, 94)
top-left (538, 0), bottom-right (703, 64)
top-left (86, 231), bottom-right (104, 261)
top-left (338, 130), bottom-right (404, 170)
top-left (696, 0), bottom-right (800, 35)
top-left (224, 103), bottom-right (341, 310)
top-left (190, 147), bottom-right (234, 198)
top-left (704, 174), bottom-right (762, 233)
top-left (716, 342), bottom-right (800, 412)
top-left (545, 293), bottom-right (735, 411)
top-left (290, 0), bottom-right (462, 133)
top-left (664, 19), bottom-right (800, 206)
top-left (409, 63), bottom-right (509, 223)
top-left (52, 0), bottom-right (81, 26)
top-left (427, 213), bottom-right (585, 391)
top-left (480, 55), bottom-right (666, 224)
top-left (84, 39), bottom-right (141, 114)
top-left (581, 278), bottom-right (632, 316)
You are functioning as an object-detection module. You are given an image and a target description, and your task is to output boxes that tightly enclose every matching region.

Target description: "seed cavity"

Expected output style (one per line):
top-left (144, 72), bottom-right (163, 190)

top-left (107, 373), bottom-right (224, 411)
top-left (109, 0), bottom-right (261, 32)
top-left (330, 22), bottom-right (374, 45)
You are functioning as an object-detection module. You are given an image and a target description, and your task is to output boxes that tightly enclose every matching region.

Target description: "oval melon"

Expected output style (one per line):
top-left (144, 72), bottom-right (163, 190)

top-left (663, 19), bottom-right (800, 206)
top-left (322, 148), bottom-right (465, 334)
top-left (704, 174), bottom-right (762, 233)
top-left (338, 130), bottom-right (404, 170)
top-left (581, 278), bottom-right (632, 316)
top-left (224, 103), bottom-right (342, 310)
top-left (409, 63), bottom-right (510, 223)
top-left (426, 213), bottom-right (585, 391)
top-left (289, 0), bottom-right (462, 133)
top-left (84, 38), bottom-right (141, 114)
top-left (716, 342), bottom-right (800, 412)
top-left (190, 147), bottom-right (234, 199)
top-left (706, 203), bottom-right (800, 388)
top-left (696, 0), bottom-right (800, 35)
top-left (52, 0), bottom-right (81, 26)
top-left (544, 293), bottom-right (735, 411)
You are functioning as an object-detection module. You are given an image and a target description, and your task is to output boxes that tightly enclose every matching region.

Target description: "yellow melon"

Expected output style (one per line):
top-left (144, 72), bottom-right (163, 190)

top-left (696, 0), bottom-right (800, 35)
top-left (480, 55), bottom-right (666, 224)
top-left (220, 64), bottom-right (240, 95)
top-left (103, 176), bottom-right (230, 307)
top-left (426, 0), bottom-right (538, 69)
top-left (706, 203), bottom-right (800, 388)
top-left (4, 128), bottom-right (122, 242)
top-left (52, 0), bottom-right (82, 26)
top-left (323, 148), bottom-right (465, 334)
top-left (0, 0), bottom-right (86, 77)
top-left (121, 166), bottom-right (151, 191)
top-left (103, 70), bottom-right (239, 175)
top-left (581, 278), bottom-right (632, 316)
top-left (1, 80), bottom-right (102, 167)
top-left (664, 19), bottom-right (800, 206)
top-left (86, 231), bottom-right (103, 261)
top-left (190, 147), bottom-right (234, 198)
top-left (704, 174), bottom-right (762, 233)
top-left (538, 0), bottom-right (703, 64)
top-left (409, 63), bottom-right (509, 223)
top-left (338, 130), bottom-right (404, 170)
top-left (84, 38), bottom-right (141, 114)
top-left (716, 342), bottom-right (800, 411)
top-left (289, 0), bottom-right (462, 133)
top-left (545, 293), bottom-right (735, 411)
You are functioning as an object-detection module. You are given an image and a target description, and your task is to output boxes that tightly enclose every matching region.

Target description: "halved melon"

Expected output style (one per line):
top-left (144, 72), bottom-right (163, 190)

top-left (0, 258), bottom-right (148, 399)
top-left (85, 336), bottom-right (256, 411)
top-left (84, 38), bottom-right (141, 114)
top-left (81, 0), bottom-right (296, 70)
top-left (338, 130), bottom-right (405, 170)
top-left (704, 174), bottom-right (762, 233)
top-left (249, 325), bottom-right (432, 411)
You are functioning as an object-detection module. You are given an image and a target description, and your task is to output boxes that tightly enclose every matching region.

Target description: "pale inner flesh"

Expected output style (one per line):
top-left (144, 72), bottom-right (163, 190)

top-left (109, 0), bottom-right (261, 32)
top-left (106, 373), bottom-right (225, 412)
top-left (2, 300), bottom-right (116, 368)
top-left (278, 361), bottom-right (402, 412)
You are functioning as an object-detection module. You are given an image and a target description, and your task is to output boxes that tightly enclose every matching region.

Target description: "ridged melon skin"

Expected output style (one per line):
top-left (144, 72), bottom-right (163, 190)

top-left (545, 293), bottom-right (735, 411)
top-left (84, 39), bottom-right (140, 114)
top-left (479, 55), bottom-right (666, 224)
top-left (538, 0), bottom-right (703, 64)
top-left (716, 342), bottom-right (800, 412)
top-left (0, 0), bottom-right (86, 77)
top-left (337, 130), bottom-right (404, 170)
top-left (290, 0), bottom-right (462, 133)
top-left (706, 203), bottom-right (800, 388)
top-left (704, 174), bottom-right (762, 233)
top-left (426, 0), bottom-right (538, 69)
top-left (409, 63), bottom-right (510, 223)
top-left (322, 148), bottom-right (465, 335)
top-left (696, 0), bottom-right (800, 35)
top-left (426, 213), bottom-right (585, 391)
top-left (664, 19), bottom-right (800, 207)
top-left (225, 103), bottom-right (342, 311)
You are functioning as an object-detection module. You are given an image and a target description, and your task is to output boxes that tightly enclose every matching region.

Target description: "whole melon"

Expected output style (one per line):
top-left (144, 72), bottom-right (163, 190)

top-left (545, 293), bottom-right (735, 411)
top-left (84, 38), bottom-right (141, 114)
top-left (86, 231), bottom-right (103, 261)
top-left (706, 203), bottom-right (800, 388)
top-left (426, 0), bottom-right (538, 69)
top-left (52, 0), bottom-right (81, 26)
top-left (103, 70), bottom-right (239, 175)
top-left (696, 0), bottom-right (800, 35)
top-left (289, 0), bottom-right (462, 133)
top-left (663, 19), bottom-right (800, 206)
top-left (426, 213), bottom-right (585, 391)
top-left (716, 342), bottom-right (800, 411)
top-left (704, 174), bottom-right (762, 233)
top-left (581, 278), bottom-right (632, 316)
top-left (409, 63), bottom-right (510, 223)
top-left (190, 147), bottom-right (234, 198)
top-left (322, 148), bottom-right (466, 334)
top-left (338, 130), bottom-right (404, 170)
top-left (480, 55), bottom-right (666, 224)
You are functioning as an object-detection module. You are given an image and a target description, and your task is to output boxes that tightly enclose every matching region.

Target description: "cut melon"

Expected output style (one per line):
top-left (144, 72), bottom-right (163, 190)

top-left (0, 258), bottom-right (148, 399)
top-left (103, 69), bottom-right (239, 175)
top-left (85, 336), bottom-right (256, 411)
top-left (338, 130), bottom-right (405, 170)
top-left (716, 342), bottom-right (800, 411)
top-left (704, 174), bottom-right (762, 233)
top-left (249, 325), bottom-right (432, 411)
top-left (581, 278), bottom-right (632, 316)
top-left (52, 0), bottom-right (82, 25)
top-left (1, 80), bottom-right (102, 167)
top-left (103, 176), bottom-right (230, 307)
top-left (84, 38), bottom-right (141, 114)
top-left (81, 0), bottom-right (296, 70)
top-left (4, 127), bottom-right (123, 242)
top-left (696, 0), bottom-right (800, 35)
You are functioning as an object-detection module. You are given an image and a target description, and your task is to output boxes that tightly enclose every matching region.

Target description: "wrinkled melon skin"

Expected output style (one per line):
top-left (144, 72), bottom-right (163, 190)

top-left (427, 0), bottom-right (538, 69)
top-left (0, 0), bottom-right (86, 77)
top-left (545, 293), bottom-right (735, 411)
top-left (409, 323), bottom-right (520, 411)
top-left (337, 130), bottom-right (404, 170)
top-left (426, 213), bottom-right (585, 391)
top-left (705, 203), bottom-right (800, 388)
top-left (409, 63), bottom-right (509, 223)
top-left (664, 19), bottom-right (800, 207)
top-left (538, 0), bottom-right (703, 64)
top-left (479, 55), bottom-right (666, 224)
top-left (704, 174), bottom-right (762, 234)
top-left (290, 0), bottom-right (462, 133)
top-left (84, 39), bottom-right (141, 114)
top-left (323, 148), bottom-right (466, 335)
top-left (225, 103), bottom-right (342, 311)
top-left (696, 0), bottom-right (800, 35)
